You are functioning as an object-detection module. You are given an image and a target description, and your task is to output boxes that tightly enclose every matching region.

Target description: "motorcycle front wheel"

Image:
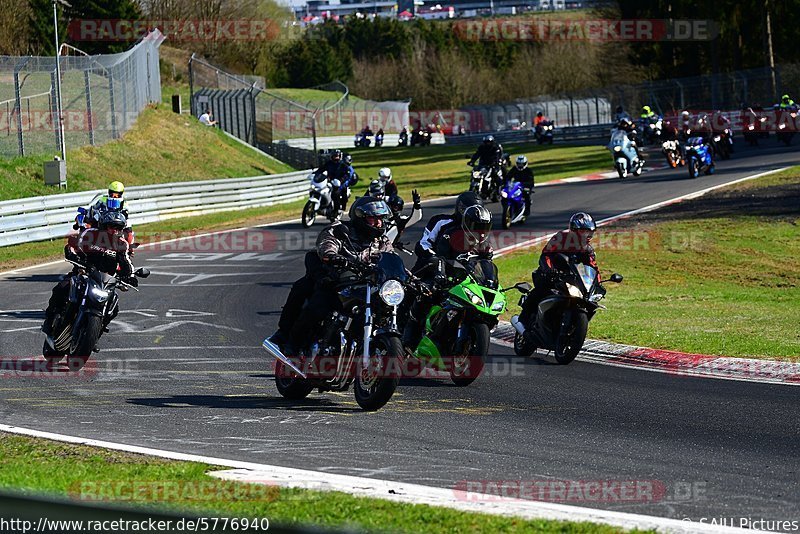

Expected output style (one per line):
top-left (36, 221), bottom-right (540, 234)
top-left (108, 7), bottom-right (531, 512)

top-left (449, 323), bottom-right (489, 387)
top-left (513, 331), bottom-right (536, 358)
top-left (502, 204), bottom-right (512, 229)
top-left (554, 311), bottom-right (588, 365)
top-left (68, 314), bottom-right (103, 370)
top-left (301, 201), bottom-right (317, 228)
top-left (354, 335), bottom-right (402, 411)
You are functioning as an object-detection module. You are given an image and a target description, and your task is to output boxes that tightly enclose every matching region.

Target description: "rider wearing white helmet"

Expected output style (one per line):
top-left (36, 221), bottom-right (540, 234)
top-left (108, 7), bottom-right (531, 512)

top-left (505, 155), bottom-right (535, 216)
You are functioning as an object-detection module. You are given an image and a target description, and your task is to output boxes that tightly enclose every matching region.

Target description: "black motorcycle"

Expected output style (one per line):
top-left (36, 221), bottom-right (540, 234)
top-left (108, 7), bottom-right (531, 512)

top-left (43, 258), bottom-right (150, 370)
top-left (534, 120), bottom-right (554, 145)
top-left (776, 107), bottom-right (798, 146)
top-left (510, 254), bottom-right (622, 364)
top-left (263, 253), bottom-right (409, 411)
top-left (410, 128), bottom-right (431, 147)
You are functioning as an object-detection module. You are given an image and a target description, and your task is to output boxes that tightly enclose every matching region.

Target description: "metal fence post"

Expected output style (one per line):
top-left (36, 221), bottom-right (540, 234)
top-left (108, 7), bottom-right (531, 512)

top-left (109, 73), bottom-right (118, 139)
top-left (13, 71), bottom-right (24, 156)
top-left (84, 70), bottom-right (94, 145)
top-left (188, 54), bottom-right (195, 117)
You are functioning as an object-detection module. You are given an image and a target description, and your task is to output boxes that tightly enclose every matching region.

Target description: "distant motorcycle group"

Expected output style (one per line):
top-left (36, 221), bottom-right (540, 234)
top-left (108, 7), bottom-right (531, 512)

top-left (354, 125), bottom-right (435, 148)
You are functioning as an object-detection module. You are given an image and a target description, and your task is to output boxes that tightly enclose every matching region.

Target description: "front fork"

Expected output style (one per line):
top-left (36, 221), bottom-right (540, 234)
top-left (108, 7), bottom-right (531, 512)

top-left (362, 284), bottom-right (373, 368)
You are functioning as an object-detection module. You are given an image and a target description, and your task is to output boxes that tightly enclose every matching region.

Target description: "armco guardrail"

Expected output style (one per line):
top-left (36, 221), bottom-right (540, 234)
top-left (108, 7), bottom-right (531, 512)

top-left (0, 170), bottom-right (312, 248)
top-left (443, 123), bottom-right (614, 146)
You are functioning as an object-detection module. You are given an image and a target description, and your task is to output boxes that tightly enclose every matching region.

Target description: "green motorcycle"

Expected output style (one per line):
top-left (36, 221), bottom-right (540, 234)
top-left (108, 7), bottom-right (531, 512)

top-left (409, 253), bottom-right (508, 386)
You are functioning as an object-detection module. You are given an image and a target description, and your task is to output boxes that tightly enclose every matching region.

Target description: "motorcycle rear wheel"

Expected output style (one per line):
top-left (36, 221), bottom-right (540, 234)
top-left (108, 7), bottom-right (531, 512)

top-left (354, 335), bottom-right (402, 411)
top-left (301, 201), bottom-right (317, 228)
top-left (554, 312), bottom-right (588, 365)
top-left (275, 359), bottom-right (314, 400)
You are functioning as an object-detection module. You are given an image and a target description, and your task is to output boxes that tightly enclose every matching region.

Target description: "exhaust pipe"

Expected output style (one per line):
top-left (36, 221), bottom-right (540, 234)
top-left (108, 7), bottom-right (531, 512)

top-left (262, 338), bottom-right (307, 379)
top-left (510, 315), bottom-right (526, 335)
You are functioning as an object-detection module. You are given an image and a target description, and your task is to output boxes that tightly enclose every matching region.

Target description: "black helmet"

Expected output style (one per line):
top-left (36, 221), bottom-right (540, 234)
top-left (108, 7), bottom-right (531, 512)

top-left (343, 153), bottom-right (353, 165)
top-left (569, 212), bottom-right (596, 232)
top-left (536, 111), bottom-right (543, 117)
top-left (455, 191), bottom-right (483, 221)
top-left (386, 194), bottom-right (404, 215)
top-left (462, 204), bottom-right (492, 246)
top-left (99, 210), bottom-right (127, 232)
top-left (615, 105), bottom-right (623, 113)
top-left (367, 179), bottom-right (385, 198)
top-left (330, 149), bottom-right (343, 162)
top-left (482, 135), bottom-right (494, 144)
top-left (350, 196), bottom-right (391, 239)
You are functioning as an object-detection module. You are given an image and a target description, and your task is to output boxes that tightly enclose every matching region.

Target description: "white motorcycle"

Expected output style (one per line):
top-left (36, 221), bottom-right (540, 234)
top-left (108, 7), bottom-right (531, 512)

top-left (608, 129), bottom-right (644, 179)
top-left (302, 172), bottom-right (343, 228)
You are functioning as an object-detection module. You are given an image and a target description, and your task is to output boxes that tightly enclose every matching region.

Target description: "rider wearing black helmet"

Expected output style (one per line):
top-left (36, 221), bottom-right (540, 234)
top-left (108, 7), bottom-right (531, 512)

top-left (468, 135), bottom-right (504, 168)
top-left (517, 212), bottom-right (602, 327)
top-left (414, 190), bottom-right (483, 262)
top-left (41, 211), bottom-right (136, 340)
top-left (285, 196), bottom-right (394, 353)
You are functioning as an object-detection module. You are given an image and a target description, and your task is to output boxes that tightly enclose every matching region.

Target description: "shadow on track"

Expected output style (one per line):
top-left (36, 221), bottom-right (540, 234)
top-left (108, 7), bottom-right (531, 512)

top-left (126, 394), bottom-right (363, 413)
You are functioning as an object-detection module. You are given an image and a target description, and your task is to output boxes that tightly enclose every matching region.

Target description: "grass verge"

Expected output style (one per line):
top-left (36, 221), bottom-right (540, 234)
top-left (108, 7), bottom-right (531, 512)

top-left (0, 106), bottom-right (294, 202)
top-left (495, 170), bottom-right (800, 360)
top-left (0, 433), bottom-right (634, 534)
top-left (349, 142), bottom-right (608, 201)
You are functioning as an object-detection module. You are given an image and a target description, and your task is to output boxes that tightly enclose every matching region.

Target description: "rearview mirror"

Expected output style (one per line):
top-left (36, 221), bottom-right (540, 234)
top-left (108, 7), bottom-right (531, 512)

top-left (134, 267), bottom-right (150, 278)
top-left (610, 273), bottom-right (623, 283)
top-left (130, 242), bottom-right (140, 249)
top-left (515, 282), bottom-right (532, 293)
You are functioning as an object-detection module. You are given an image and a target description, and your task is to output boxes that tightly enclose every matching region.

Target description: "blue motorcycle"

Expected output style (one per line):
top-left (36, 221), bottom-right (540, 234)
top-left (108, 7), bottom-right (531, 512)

top-left (685, 136), bottom-right (715, 179)
top-left (500, 177), bottom-right (526, 229)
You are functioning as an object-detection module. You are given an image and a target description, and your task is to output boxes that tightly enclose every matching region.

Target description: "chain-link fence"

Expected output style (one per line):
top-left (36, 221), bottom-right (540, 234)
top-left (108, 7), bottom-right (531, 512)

top-left (458, 64), bottom-right (800, 132)
top-left (189, 56), bottom-right (410, 167)
top-left (0, 31), bottom-right (164, 159)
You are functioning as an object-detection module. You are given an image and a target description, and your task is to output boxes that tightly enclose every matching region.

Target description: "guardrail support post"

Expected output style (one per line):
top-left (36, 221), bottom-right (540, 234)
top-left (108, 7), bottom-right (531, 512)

top-left (109, 73), bottom-right (119, 139)
top-left (14, 71), bottom-right (24, 156)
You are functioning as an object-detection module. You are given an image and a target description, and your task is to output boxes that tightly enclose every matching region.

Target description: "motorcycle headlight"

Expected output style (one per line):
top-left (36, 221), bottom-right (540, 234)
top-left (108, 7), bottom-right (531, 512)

top-left (512, 190), bottom-right (521, 197)
top-left (779, 123), bottom-right (786, 130)
top-left (500, 191), bottom-right (508, 198)
top-left (589, 293), bottom-right (604, 303)
top-left (748, 125), bottom-right (755, 130)
top-left (714, 136), bottom-right (721, 142)
top-left (566, 283), bottom-right (583, 298)
top-left (613, 146), bottom-right (622, 152)
top-left (89, 286), bottom-right (110, 302)
top-left (463, 287), bottom-right (485, 307)
top-left (379, 280), bottom-right (405, 307)
top-left (491, 299), bottom-right (505, 312)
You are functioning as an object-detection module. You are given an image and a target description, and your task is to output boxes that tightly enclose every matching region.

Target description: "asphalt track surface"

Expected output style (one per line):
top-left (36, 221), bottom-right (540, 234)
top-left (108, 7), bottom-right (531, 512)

top-left (1, 143), bottom-right (798, 526)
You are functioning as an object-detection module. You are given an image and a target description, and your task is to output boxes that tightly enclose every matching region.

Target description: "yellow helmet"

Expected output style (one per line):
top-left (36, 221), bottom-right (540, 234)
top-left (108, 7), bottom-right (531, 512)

top-left (642, 105), bottom-right (651, 114)
top-left (108, 181), bottom-right (124, 199)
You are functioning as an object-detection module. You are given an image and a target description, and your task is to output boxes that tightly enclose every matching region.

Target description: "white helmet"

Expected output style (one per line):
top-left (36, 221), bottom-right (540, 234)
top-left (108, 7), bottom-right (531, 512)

top-left (515, 155), bottom-right (528, 170)
top-left (378, 167), bottom-right (392, 182)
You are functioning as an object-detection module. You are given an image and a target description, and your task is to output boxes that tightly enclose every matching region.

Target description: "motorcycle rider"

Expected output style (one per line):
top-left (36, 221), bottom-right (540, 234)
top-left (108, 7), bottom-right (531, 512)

top-left (402, 203), bottom-right (494, 350)
top-left (615, 117), bottom-right (643, 160)
top-left (286, 196), bottom-right (394, 354)
top-left (613, 105), bottom-right (630, 122)
top-left (413, 191), bottom-right (483, 272)
top-left (639, 105), bottom-right (660, 143)
top-left (517, 212), bottom-right (601, 330)
top-left (314, 150), bottom-right (350, 215)
top-left (386, 190), bottom-right (422, 246)
top-left (335, 154), bottom-right (359, 211)
top-left (505, 155), bottom-right (535, 216)
top-left (778, 94), bottom-right (796, 110)
top-left (41, 211), bottom-right (136, 342)
top-left (533, 111), bottom-right (546, 128)
top-left (377, 167), bottom-right (398, 198)
top-left (468, 135), bottom-right (504, 189)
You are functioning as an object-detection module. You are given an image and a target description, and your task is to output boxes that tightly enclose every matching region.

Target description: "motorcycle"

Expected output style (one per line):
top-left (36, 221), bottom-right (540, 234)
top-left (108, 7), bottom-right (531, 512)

top-left (534, 121), bottom-right (554, 145)
top-left (608, 129), bottom-right (644, 179)
top-left (470, 164), bottom-right (500, 202)
top-left (375, 132), bottom-right (384, 147)
top-left (776, 108), bottom-right (798, 146)
top-left (302, 172), bottom-right (342, 228)
top-left (510, 254), bottom-right (622, 364)
top-left (262, 253), bottom-right (408, 411)
top-left (661, 139), bottom-right (684, 168)
top-left (406, 253), bottom-right (508, 386)
top-left (410, 128), bottom-right (431, 147)
top-left (500, 177), bottom-right (526, 229)
top-left (43, 258), bottom-right (150, 370)
top-left (398, 129), bottom-right (409, 147)
top-left (743, 109), bottom-right (768, 146)
top-left (685, 137), bottom-right (715, 178)
top-left (640, 116), bottom-right (663, 145)
top-left (709, 129), bottom-right (732, 160)
top-left (354, 132), bottom-right (372, 148)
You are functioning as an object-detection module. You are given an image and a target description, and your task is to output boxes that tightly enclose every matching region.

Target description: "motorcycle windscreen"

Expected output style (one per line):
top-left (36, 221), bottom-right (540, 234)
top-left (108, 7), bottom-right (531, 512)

top-left (609, 130), bottom-right (628, 148)
top-left (575, 264), bottom-right (597, 293)
top-left (469, 259), bottom-right (499, 290)
top-left (374, 252), bottom-right (407, 283)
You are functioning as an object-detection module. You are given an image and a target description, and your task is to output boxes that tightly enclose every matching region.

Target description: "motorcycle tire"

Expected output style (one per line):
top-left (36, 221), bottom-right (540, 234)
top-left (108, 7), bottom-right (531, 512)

top-left (42, 338), bottom-right (67, 366)
top-left (688, 157), bottom-right (699, 179)
top-left (554, 311), bottom-right (588, 365)
top-left (705, 164), bottom-right (716, 175)
top-left (615, 162), bottom-right (626, 180)
top-left (449, 323), bottom-right (489, 387)
top-left (354, 335), bottom-right (402, 411)
top-left (513, 331), bottom-right (536, 358)
top-left (68, 314), bottom-right (103, 371)
top-left (301, 201), bottom-right (317, 228)
top-left (275, 359), bottom-right (314, 400)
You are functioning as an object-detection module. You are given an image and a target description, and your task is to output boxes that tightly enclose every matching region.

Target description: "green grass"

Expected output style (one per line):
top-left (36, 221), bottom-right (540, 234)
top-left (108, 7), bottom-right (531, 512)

top-left (349, 142), bottom-right (608, 202)
top-left (263, 87), bottom-right (356, 105)
top-left (0, 433), bottom-right (633, 534)
top-left (0, 105), bottom-right (294, 201)
top-left (495, 171), bottom-right (800, 360)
